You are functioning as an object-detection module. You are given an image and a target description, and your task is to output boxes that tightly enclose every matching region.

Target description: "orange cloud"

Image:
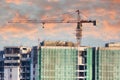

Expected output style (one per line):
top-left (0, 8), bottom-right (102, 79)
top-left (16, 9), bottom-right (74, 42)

top-left (102, 21), bottom-right (120, 35)
top-left (96, 8), bottom-right (106, 16)
top-left (113, 0), bottom-right (120, 3)
top-left (96, 8), bottom-right (117, 20)
top-left (6, 0), bottom-right (23, 4)
top-left (108, 11), bottom-right (117, 20)
top-left (47, 0), bottom-right (59, 2)
top-left (81, 7), bottom-right (119, 41)
top-left (43, 24), bottom-right (59, 36)
top-left (45, 6), bottom-right (52, 10)
top-left (5, 6), bottom-right (120, 42)
top-left (11, 13), bottom-right (29, 21)
top-left (0, 24), bottom-right (38, 40)
top-left (83, 20), bottom-right (120, 41)
top-left (5, 12), bottom-right (58, 40)
top-left (9, 13), bottom-right (35, 27)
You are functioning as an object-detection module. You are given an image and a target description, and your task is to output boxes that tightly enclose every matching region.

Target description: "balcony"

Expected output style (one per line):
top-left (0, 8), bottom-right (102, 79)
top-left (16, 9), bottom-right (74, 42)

top-left (4, 60), bottom-right (20, 63)
top-left (20, 70), bottom-right (30, 73)
top-left (4, 54), bottom-right (20, 57)
top-left (21, 58), bottom-right (30, 61)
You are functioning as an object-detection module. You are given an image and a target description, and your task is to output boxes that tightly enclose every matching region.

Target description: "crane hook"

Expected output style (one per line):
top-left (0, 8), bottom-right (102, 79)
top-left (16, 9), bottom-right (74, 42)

top-left (42, 22), bottom-right (45, 28)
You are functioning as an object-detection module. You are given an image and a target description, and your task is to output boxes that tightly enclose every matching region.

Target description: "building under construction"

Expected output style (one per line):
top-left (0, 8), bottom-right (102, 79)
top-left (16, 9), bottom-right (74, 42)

top-left (4, 46), bottom-right (31, 80)
top-left (94, 43), bottom-right (120, 80)
top-left (39, 46), bottom-right (77, 80)
top-left (0, 41), bottom-right (120, 80)
top-left (30, 41), bottom-right (95, 80)
top-left (30, 41), bottom-right (120, 80)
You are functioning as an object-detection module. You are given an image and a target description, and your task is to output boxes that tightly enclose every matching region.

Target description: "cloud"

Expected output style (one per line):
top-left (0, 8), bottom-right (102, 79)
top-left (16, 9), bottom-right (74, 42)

top-left (47, 0), bottom-right (59, 2)
top-left (6, 0), bottom-right (23, 4)
top-left (83, 20), bottom-right (120, 41)
top-left (10, 12), bottom-right (28, 21)
top-left (0, 0), bottom-right (120, 49)
top-left (95, 8), bottom-right (117, 17)
top-left (111, 0), bottom-right (120, 3)
top-left (6, 2), bottom-right (120, 41)
top-left (102, 21), bottom-right (120, 40)
top-left (45, 6), bottom-right (52, 10)
top-left (0, 23), bottom-right (38, 41)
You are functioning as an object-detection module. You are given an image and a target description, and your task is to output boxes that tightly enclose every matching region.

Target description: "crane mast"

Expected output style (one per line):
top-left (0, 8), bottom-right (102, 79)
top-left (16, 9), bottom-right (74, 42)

top-left (8, 10), bottom-right (96, 47)
top-left (76, 10), bottom-right (82, 47)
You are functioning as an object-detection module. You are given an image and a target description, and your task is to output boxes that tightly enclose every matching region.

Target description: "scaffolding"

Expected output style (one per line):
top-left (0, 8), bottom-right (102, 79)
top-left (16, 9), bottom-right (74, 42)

top-left (37, 47), bottom-right (77, 80)
top-left (86, 48), bottom-right (93, 80)
top-left (95, 48), bottom-right (120, 80)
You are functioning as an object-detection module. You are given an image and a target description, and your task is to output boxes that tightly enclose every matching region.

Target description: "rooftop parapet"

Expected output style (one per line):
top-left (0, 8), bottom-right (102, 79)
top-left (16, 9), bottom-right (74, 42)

top-left (40, 41), bottom-right (76, 47)
top-left (105, 42), bottom-right (120, 47)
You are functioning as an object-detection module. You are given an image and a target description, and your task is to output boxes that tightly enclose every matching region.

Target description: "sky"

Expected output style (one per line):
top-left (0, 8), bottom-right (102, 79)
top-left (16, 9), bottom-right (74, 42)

top-left (0, 0), bottom-right (120, 50)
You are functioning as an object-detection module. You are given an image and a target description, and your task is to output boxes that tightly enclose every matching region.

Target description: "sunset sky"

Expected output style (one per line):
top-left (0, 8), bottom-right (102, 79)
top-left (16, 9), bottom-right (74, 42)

top-left (0, 0), bottom-right (120, 50)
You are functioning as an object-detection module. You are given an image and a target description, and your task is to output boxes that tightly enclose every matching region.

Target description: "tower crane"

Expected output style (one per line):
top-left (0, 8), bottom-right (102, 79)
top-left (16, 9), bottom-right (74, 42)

top-left (8, 10), bottom-right (96, 47)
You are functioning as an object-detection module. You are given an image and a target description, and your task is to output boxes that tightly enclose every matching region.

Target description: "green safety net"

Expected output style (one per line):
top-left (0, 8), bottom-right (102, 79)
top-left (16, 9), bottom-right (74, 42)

top-left (96, 48), bottom-right (120, 80)
top-left (86, 48), bottom-right (93, 80)
top-left (38, 47), bottom-right (77, 80)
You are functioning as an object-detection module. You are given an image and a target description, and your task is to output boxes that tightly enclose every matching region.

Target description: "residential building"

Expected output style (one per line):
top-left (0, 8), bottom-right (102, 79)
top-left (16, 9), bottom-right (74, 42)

top-left (4, 46), bottom-right (31, 80)
top-left (31, 46), bottom-right (38, 80)
top-left (0, 51), bottom-right (4, 80)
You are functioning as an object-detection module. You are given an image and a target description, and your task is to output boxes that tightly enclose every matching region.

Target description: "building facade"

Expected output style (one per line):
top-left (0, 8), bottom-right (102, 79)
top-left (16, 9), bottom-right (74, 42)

top-left (38, 46), bottom-right (78, 80)
top-left (30, 40), bottom-right (97, 80)
top-left (31, 40), bottom-right (94, 80)
top-left (4, 46), bottom-right (31, 80)
top-left (95, 47), bottom-right (120, 80)
top-left (0, 51), bottom-right (4, 80)
top-left (2, 41), bottom-right (120, 80)
top-left (31, 46), bottom-right (38, 80)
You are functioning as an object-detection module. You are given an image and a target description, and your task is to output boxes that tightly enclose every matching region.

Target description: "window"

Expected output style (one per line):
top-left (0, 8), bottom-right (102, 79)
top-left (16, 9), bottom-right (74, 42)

top-left (13, 48), bottom-right (20, 53)
top-left (84, 57), bottom-right (87, 64)
top-left (33, 71), bottom-right (35, 75)
top-left (33, 64), bottom-right (35, 68)
top-left (79, 51), bottom-right (87, 57)
top-left (81, 79), bottom-right (86, 80)
top-left (85, 72), bottom-right (87, 76)
top-left (10, 74), bottom-right (12, 78)
top-left (23, 48), bottom-right (27, 50)
top-left (10, 68), bottom-right (12, 72)
top-left (33, 78), bottom-right (35, 80)
top-left (22, 54), bottom-right (27, 58)
top-left (79, 72), bottom-right (84, 77)
top-left (6, 48), bottom-right (12, 54)
top-left (78, 65), bottom-right (84, 70)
